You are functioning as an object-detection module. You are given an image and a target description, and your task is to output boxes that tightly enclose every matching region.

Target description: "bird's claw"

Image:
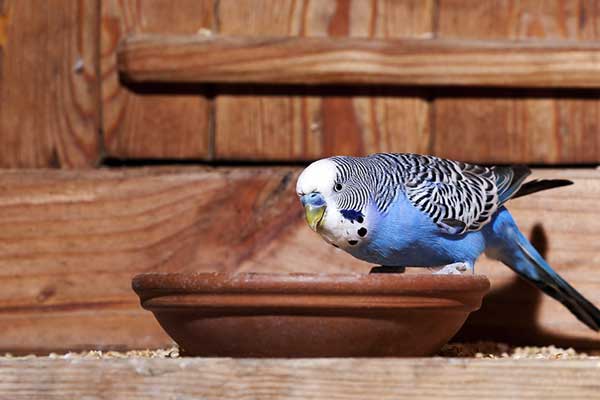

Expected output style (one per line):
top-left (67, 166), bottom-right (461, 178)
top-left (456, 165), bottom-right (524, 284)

top-left (430, 262), bottom-right (472, 275)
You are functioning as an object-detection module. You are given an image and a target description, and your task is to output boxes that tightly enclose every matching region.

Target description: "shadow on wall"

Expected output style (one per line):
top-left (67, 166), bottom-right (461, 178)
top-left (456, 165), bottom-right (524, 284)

top-left (455, 224), bottom-right (600, 349)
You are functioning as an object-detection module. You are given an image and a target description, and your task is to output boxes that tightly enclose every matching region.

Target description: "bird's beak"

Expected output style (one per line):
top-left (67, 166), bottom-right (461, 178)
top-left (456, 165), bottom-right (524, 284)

top-left (300, 193), bottom-right (327, 231)
top-left (304, 203), bottom-right (326, 231)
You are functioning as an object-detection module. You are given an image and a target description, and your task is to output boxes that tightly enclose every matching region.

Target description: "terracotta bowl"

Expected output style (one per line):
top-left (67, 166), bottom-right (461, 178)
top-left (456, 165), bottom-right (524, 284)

top-left (132, 272), bottom-right (490, 357)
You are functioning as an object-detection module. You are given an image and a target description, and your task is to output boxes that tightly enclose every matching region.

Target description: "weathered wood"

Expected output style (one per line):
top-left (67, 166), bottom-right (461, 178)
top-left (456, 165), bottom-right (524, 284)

top-left (213, 0), bottom-right (433, 160)
top-left (0, 0), bottom-right (100, 167)
top-left (0, 167), bottom-right (599, 352)
top-left (101, 0), bottom-right (213, 159)
top-left (2, 309), bottom-right (172, 354)
top-left (1, 358), bottom-right (600, 399)
top-left (120, 34), bottom-right (600, 87)
top-left (114, 0), bottom-right (600, 164)
top-left (434, 0), bottom-right (600, 164)
top-left (0, 167), bottom-right (303, 352)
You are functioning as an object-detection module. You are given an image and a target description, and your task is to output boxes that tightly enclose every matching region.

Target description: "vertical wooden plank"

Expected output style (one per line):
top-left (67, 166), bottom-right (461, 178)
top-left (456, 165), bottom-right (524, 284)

top-left (214, 0), bottom-right (434, 160)
top-left (101, 0), bottom-right (213, 159)
top-left (362, 0), bottom-right (434, 157)
top-left (0, 0), bottom-right (100, 168)
top-left (213, 0), bottom-right (304, 160)
top-left (434, 0), bottom-right (600, 164)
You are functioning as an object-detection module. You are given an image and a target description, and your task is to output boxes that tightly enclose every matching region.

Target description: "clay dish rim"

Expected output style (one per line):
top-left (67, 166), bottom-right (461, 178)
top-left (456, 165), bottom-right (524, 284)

top-left (133, 272), bottom-right (490, 311)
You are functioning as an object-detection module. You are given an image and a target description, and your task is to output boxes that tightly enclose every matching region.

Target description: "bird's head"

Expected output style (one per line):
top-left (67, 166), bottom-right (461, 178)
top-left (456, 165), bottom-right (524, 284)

top-left (296, 158), bottom-right (338, 232)
top-left (296, 157), bottom-right (373, 250)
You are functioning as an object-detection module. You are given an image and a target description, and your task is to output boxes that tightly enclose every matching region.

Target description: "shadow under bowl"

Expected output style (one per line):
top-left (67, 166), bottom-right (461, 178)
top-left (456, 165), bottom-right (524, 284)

top-left (132, 272), bottom-right (490, 357)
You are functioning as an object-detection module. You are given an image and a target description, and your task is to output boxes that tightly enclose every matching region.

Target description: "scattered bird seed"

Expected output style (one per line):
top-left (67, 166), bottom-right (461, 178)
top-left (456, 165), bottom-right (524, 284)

top-left (2, 347), bottom-right (180, 360)
top-left (2, 343), bottom-right (598, 360)
top-left (439, 342), bottom-right (599, 359)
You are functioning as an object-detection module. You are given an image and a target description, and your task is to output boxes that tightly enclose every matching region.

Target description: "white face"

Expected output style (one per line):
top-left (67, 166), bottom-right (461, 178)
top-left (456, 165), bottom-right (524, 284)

top-left (297, 159), bottom-right (370, 250)
top-left (296, 158), bottom-right (338, 199)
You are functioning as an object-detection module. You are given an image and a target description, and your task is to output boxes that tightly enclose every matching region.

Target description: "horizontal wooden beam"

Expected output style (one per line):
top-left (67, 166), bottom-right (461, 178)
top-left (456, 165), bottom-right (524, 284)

top-left (118, 35), bottom-right (600, 88)
top-left (1, 168), bottom-right (599, 353)
top-left (2, 358), bottom-right (600, 399)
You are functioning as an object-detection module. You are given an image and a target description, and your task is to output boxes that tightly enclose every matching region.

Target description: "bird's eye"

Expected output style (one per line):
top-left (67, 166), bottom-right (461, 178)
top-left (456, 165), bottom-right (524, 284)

top-left (334, 183), bottom-right (343, 192)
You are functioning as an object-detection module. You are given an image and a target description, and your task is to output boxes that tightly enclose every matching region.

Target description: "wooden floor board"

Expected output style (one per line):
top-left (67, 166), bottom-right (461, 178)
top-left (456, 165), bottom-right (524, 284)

top-left (0, 358), bottom-right (599, 399)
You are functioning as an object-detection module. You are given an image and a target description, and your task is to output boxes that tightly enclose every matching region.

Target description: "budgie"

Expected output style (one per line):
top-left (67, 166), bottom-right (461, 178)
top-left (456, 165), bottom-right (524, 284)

top-left (296, 153), bottom-right (600, 331)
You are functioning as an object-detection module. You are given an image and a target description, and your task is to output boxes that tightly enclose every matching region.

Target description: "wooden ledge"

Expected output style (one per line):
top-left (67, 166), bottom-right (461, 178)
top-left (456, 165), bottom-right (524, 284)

top-left (2, 357), bottom-right (600, 399)
top-left (118, 34), bottom-right (600, 88)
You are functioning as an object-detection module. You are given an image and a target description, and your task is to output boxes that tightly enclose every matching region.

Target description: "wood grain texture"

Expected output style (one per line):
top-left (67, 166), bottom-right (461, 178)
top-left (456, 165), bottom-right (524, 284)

top-left (0, 167), bottom-right (599, 352)
top-left (0, 0), bottom-right (100, 168)
top-left (101, 0), bottom-right (213, 159)
top-left (214, 0), bottom-right (433, 160)
top-left (2, 358), bottom-right (600, 400)
top-left (0, 166), bottom-right (305, 352)
top-left (120, 35), bottom-right (600, 87)
top-left (434, 0), bottom-right (600, 164)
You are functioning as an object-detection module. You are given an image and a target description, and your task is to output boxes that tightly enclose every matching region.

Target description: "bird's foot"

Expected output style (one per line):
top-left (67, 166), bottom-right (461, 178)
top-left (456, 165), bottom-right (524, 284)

top-left (429, 262), bottom-right (472, 275)
top-left (369, 266), bottom-right (406, 274)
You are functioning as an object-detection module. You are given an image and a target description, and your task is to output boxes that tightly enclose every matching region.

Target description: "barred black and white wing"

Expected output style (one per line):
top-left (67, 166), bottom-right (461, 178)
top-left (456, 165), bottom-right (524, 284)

top-left (394, 154), bottom-right (530, 234)
top-left (330, 153), bottom-right (531, 235)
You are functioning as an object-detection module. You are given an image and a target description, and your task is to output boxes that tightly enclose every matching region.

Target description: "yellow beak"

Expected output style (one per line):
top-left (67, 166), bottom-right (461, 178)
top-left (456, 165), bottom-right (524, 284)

top-left (304, 204), bottom-right (326, 231)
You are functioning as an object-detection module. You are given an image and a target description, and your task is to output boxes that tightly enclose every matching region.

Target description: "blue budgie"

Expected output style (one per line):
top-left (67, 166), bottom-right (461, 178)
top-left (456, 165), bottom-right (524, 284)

top-left (296, 153), bottom-right (600, 331)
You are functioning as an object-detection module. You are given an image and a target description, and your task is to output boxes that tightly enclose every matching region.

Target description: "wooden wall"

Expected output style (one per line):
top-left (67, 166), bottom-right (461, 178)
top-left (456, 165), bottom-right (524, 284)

top-left (101, 0), bottom-right (213, 159)
top-left (1, 0), bottom-right (600, 353)
top-left (0, 0), bottom-right (100, 167)
top-left (1, 168), bottom-right (599, 353)
top-left (3, 0), bottom-right (600, 165)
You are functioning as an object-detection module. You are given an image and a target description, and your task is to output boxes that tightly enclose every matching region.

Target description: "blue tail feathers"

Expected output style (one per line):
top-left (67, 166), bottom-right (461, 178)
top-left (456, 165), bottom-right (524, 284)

top-left (487, 208), bottom-right (600, 331)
